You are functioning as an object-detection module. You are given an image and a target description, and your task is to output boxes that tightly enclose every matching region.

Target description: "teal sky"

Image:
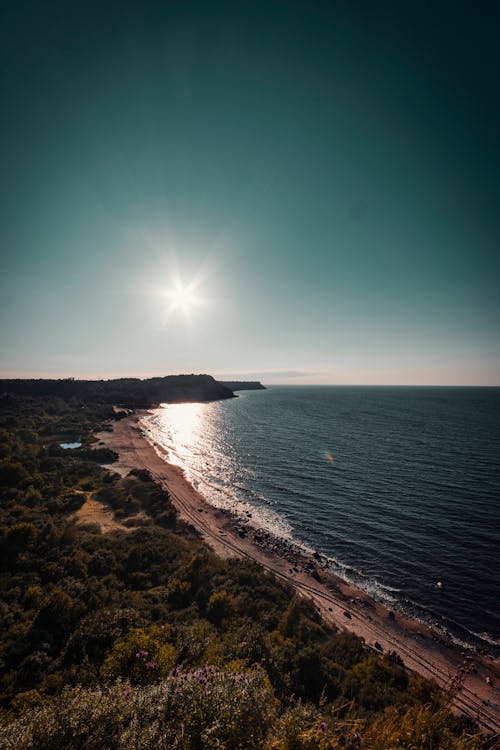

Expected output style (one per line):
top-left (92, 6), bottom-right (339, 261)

top-left (1, 1), bottom-right (499, 384)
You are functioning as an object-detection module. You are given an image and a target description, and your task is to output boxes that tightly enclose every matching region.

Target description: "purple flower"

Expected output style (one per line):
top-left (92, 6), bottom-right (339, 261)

top-left (319, 721), bottom-right (328, 733)
top-left (145, 661), bottom-right (157, 670)
top-left (135, 649), bottom-right (149, 659)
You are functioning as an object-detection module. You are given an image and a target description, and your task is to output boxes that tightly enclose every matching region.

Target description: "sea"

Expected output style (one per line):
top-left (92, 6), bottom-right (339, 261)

top-left (142, 386), bottom-right (500, 657)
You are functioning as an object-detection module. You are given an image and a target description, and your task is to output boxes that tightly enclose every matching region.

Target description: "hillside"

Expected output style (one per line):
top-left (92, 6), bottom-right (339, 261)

top-left (0, 374), bottom-right (234, 407)
top-left (0, 394), bottom-right (484, 749)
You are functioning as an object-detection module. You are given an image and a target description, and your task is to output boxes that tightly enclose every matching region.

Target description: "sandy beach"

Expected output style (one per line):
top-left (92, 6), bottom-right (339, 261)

top-left (97, 412), bottom-right (500, 737)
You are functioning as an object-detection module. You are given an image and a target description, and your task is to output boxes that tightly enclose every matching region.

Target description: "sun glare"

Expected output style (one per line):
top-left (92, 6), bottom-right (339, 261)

top-left (166, 282), bottom-right (199, 314)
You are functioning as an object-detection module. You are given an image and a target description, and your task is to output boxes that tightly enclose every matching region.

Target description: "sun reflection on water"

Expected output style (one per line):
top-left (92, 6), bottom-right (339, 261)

top-left (143, 400), bottom-right (295, 541)
top-left (157, 402), bottom-right (204, 453)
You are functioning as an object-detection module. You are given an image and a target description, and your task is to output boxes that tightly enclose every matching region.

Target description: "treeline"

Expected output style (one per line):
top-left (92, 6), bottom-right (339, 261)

top-left (0, 396), bottom-right (483, 749)
top-left (0, 374), bottom-right (234, 407)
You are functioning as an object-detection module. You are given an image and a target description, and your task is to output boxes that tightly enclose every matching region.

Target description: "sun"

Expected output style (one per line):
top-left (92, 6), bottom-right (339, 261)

top-left (166, 282), bottom-right (199, 314)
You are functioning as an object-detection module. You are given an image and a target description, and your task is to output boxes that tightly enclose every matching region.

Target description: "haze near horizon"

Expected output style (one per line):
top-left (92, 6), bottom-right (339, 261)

top-left (1, 1), bottom-right (499, 385)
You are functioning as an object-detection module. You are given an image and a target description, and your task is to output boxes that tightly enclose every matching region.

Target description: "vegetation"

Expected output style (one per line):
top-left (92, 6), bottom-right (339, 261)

top-left (0, 392), bottom-right (483, 748)
top-left (0, 374), bottom-right (233, 407)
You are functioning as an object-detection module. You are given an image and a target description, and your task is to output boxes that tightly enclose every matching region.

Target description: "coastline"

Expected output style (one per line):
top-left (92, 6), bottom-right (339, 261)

top-left (97, 411), bottom-right (500, 736)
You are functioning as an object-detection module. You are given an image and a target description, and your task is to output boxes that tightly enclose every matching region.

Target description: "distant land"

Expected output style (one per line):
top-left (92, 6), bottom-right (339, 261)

top-left (0, 374), bottom-right (234, 407)
top-left (218, 381), bottom-right (266, 391)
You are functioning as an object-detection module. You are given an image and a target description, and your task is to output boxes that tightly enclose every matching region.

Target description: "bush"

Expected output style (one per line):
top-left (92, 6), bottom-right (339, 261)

top-left (365, 704), bottom-right (481, 750)
top-left (207, 590), bottom-right (235, 627)
top-left (270, 701), bottom-right (364, 750)
top-left (99, 626), bottom-right (177, 684)
top-left (0, 667), bottom-right (276, 750)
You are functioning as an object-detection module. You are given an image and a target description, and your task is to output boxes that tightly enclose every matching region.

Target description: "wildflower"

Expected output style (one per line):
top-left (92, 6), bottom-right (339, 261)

top-left (135, 649), bottom-right (149, 659)
top-left (319, 720), bottom-right (328, 732)
top-left (145, 661), bottom-right (157, 670)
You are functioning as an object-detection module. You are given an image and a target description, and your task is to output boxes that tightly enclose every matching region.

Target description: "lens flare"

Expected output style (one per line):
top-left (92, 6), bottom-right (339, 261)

top-left (166, 282), bottom-right (199, 314)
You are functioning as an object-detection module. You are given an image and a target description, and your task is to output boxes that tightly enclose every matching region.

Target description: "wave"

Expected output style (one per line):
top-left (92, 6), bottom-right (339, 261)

top-left (141, 412), bottom-right (296, 542)
top-left (140, 394), bottom-right (500, 658)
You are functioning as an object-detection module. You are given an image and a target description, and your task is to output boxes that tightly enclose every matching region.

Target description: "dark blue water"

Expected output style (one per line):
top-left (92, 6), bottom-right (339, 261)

top-left (145, 386), bottom-right (500, 655)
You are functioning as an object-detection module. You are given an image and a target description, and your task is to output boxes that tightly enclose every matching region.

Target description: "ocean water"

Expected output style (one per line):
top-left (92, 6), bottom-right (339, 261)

top-left (143, 386), bottom-right (500, 656)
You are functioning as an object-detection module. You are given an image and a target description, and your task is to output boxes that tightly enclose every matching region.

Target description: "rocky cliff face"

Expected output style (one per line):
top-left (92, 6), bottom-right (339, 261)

top-left (0, 375), bottom-right (235, 407)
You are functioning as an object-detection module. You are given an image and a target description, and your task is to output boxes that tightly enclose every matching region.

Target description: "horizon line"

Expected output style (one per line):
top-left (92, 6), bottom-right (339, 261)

top-left (0, 373), bottom-right (499, 388)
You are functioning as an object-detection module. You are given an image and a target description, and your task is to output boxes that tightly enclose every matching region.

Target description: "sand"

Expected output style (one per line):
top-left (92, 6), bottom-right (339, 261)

top-left (97, 412), bottom-right (500, 737)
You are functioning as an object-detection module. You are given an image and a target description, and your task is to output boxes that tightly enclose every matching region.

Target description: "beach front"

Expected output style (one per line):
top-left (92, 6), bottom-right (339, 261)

top-left (97, 411), bottom-right (500, 737)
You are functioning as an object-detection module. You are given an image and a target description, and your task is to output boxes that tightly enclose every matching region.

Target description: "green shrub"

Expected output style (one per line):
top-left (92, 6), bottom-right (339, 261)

top-left (365, 704), bottom-right (481, 750)
top-left (100, 626), bottom-right (177, 684)
top-left (207, 590), bottom-right (235, 626)
top-left (269, 701), bottom-right (364, 750)
top-left (0, 668), bottom-right (276, 750)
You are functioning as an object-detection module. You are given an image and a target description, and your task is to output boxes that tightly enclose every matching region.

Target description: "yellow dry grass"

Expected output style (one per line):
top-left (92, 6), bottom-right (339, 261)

top-left (71, 492), bottom-right (146, 534)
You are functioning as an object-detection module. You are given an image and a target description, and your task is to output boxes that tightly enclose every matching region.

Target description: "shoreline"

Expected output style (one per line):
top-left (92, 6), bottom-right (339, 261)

top-left (97, 411), bottom-right (500, 736)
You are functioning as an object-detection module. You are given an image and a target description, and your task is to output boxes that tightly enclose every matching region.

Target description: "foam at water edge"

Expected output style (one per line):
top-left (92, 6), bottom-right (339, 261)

top-left (140, 412), bottom-right (297, 543)
top-left (139, 405), bottom-right (500, 657)
top-left (143, 411), bottom-right (419, 613)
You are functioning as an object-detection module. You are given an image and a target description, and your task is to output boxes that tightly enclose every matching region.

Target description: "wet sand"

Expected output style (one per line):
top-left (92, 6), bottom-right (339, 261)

top-left (97, 412), bottom-right (500, 737)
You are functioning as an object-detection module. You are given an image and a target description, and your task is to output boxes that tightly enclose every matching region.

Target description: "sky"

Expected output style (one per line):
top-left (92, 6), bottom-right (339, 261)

top-left (1, 0), bottom-right (499, 385)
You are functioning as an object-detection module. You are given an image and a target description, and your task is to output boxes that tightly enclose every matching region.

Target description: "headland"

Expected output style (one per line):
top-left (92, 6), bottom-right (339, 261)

top-left (218, 381), bottom-right (266, 391)
top-left (0, 374), bottom-right (234, 406)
